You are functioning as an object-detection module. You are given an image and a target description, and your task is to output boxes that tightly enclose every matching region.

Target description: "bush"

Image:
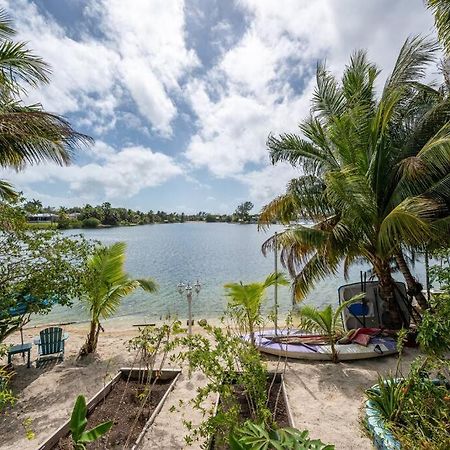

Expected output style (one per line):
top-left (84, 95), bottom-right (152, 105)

top-left (82, 217), bottom-right (100, 228)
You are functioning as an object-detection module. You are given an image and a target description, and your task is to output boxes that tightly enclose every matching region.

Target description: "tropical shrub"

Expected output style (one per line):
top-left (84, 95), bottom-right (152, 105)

top-left (70, 395), bottom-right (112, 450)
top-left (172, 322), bottom-right (273, 447)
top-left (81, 217), bottom-right (100, 228)
top-left (0, 203), bottom-right (94, 342)
top-left (230, 421), bottom-right (334, 450)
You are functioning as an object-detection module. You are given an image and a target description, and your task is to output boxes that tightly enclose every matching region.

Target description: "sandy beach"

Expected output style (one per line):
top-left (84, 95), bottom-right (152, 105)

top-left (0, 319), bottom-right (418, 450)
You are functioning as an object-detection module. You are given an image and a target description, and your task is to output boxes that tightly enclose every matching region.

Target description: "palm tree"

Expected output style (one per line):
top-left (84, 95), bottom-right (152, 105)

top-left (224, 273), bottom-right (289, 345)
top-left (296, 295), bottom-right (364, 362)
top-left (79, 242), bottom-right (158, 356)
top-left (0, 10), bottom-right (91, 200)
top-left (260, 37), bottom-right (450, 327)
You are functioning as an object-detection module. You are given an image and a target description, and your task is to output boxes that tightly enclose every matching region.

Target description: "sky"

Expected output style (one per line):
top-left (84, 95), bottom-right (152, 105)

top-left (0, 0), bottom-right (438, 213)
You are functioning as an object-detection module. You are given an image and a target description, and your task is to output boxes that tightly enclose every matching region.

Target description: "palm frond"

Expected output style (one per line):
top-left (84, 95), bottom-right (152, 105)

top-left (426, 0), bottom-right (450, 55)
top-left (0, 179), bottom-right (17, 201)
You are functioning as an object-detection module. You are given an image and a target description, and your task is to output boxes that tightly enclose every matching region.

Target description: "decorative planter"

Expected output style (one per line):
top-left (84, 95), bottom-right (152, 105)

top-left (364, 379), bottom-right (449, 450)
top-left (37, 367), bottom-right (181, 450)
top-left (209, 372), bottom-right (294, 449)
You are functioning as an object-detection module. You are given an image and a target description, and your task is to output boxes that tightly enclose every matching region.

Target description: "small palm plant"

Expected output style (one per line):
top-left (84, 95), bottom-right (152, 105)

top-left (70, 395), bottom-right (112, 449)
top-left (296, 294), bottom-right (364, 362)
top-left (79, 242), bottom-right (157, 356)
top-left (225, 273), bottom-right (289, 346)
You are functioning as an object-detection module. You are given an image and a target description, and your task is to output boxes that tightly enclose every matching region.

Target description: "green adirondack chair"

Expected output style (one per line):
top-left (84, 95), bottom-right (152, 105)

top-left (33, 327), bottom-right (69, 366)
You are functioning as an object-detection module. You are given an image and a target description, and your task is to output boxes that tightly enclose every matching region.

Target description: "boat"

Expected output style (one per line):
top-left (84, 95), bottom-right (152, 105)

top-left (251, 329), bottom-right (397, 361)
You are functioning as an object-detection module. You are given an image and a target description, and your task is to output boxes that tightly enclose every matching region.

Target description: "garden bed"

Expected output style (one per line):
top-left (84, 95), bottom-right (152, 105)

top-left (37, 367), bottom-right (181, 450)
top-left (209, 372), bottom-right (294, 449)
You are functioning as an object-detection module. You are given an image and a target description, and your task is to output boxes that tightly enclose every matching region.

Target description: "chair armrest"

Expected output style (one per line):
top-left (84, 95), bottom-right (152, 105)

top-left (62, 333), bottom-right (69, 341)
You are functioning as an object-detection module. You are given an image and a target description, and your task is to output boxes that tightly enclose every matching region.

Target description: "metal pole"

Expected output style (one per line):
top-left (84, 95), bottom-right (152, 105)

top-left (187, 291), bottom-right (192, 336)
top-left (425, 248), bottom-right (431, 302)
top-left (274, 232), bottom-right (278, 335)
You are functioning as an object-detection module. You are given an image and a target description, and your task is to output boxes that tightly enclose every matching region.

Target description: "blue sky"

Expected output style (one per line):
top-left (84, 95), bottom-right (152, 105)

top-left (0, 0), bottom-right (437, 213)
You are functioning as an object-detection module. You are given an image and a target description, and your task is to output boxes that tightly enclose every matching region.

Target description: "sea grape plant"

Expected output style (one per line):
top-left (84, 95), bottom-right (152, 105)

top-left (70, 395), bottom-right (112, 450)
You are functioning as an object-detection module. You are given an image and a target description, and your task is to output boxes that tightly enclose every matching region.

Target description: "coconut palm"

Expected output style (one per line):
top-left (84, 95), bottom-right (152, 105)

top-left (260, 37), bottom-right (450, 327)
top-left (79, 242), bottom-right (158, 356)
top-left (225, 273), bottom-right (289, 346)
top-left (0, 10), bottom-right (91, 200)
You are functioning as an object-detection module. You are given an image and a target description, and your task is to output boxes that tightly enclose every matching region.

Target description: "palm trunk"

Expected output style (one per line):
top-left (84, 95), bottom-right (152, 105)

top-left (79, 320), bottom-right (99, 356)
top-left (373, 259), bottom-right (403, 329)
top-left (395, 251), bottom-right (429, 311)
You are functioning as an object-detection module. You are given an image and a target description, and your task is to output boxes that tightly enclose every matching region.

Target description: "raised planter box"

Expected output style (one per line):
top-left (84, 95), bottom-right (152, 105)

top-left (37, 367), bottom-right (181, 450)
top-left (209, 372), bottom-right (294, 449)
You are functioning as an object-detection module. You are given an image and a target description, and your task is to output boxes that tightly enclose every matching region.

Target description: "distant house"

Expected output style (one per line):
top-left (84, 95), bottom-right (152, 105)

top-left (27, 213), bottom-right (58, 223)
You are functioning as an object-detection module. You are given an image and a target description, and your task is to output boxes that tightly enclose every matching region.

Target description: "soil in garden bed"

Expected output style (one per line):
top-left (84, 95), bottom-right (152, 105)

top-left (55, 378), bottom-right (173, 449)
top-left (213, 380), bottom-right (290, 450)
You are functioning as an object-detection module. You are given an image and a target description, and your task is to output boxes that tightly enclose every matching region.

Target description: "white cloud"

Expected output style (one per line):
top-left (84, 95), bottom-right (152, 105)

top-left (0, 0), bottom-right (198, 136)
top-left (2, 142), bottom-right (183, 203)
top-left (184, 0), bottom-right (436, 203)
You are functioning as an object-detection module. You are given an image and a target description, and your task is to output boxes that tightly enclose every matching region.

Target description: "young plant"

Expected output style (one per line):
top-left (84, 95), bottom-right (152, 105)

top-left (79, 242), bottom-right (158, 356)
top-left (230, 421), bottom-right (335, 450)
top-left (70, 395), bottom-right (112, 450)
top-left (296, 294), bottom-right (364, 362)
top-left (172, 322), bottom-right (273, 446)
top-left (225, 272), bottom-right (289, 345)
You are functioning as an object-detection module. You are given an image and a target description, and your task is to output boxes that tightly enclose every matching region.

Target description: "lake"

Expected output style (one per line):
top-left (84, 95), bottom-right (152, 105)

top-left (35, 223), bottom-right (428, 325)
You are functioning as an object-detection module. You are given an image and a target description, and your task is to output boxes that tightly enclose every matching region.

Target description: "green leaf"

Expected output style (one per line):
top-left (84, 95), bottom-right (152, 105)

top-left (78, 420), bottom-right (113, 443)
top-left (69, 395), bottom-right (88, 442)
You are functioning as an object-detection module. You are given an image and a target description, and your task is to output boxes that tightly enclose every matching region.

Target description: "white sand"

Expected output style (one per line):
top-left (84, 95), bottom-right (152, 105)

top-left (0, 320), bottom-right (419, 449)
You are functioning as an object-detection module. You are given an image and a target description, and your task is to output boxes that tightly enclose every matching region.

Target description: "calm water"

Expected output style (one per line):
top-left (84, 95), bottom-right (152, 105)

top-left (34, 223), bottom-right (428, 325)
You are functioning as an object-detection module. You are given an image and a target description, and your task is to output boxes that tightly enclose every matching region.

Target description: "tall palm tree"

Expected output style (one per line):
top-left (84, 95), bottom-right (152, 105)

top-left (260, 37), bottom-right (450, 327)
top-left (79, 242), bottom-right (158, 356)
top-left (0, 9), bottom-right (91, 200)
top-left (225, 273), bottom-right (288, 345)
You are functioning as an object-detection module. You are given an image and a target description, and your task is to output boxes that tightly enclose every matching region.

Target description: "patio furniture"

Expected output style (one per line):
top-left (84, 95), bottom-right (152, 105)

top-left (7, 343), bottom-right (32, 368)
top-left (33, 327), bottom-right (69, 365)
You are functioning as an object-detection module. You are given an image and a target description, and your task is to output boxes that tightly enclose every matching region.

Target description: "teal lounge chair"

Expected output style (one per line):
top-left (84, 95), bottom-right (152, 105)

top-left (33, 327), bottom-right (69, 366)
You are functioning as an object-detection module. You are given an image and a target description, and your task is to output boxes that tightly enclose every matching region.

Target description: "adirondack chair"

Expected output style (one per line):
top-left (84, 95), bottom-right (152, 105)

top-left (33, 327), bottom-right (69, 366)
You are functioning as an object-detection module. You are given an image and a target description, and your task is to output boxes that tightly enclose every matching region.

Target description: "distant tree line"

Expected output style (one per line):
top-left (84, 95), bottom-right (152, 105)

top-left (21, 198), bottom-right (259, 229)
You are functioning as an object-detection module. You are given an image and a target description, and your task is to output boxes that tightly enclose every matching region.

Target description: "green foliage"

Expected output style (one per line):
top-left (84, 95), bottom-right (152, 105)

top-left (81, 217), bottom-right (100, 228)
top-left (225, 273), bottom-right (289, 345)
top-left (0, 366), bottom-right (16, 413)
top-left (235, 201), bottom-right (254, 222)
top-left (417, 294), bottom-right (450, 357)
top-left (70, 395), bottom-right (112, 450)
top-left (366, 374), bottom-right (406, 422)
top-left (426, 0), bottom-right (450, 56)
top-left (366, 357), bottom-right (450, 449)
top-left (230, 421), bottom-right (334, 450)
top-left (79, 242), bottom-right (158, 355)
top-left (429, 247), bottom-right (450, 292)
top-left (171, 323), bottom-right (271, 446)
top-left (0, 203), bottom-right (95, 342)
top-left (22, 417), bottom-right (35, 440)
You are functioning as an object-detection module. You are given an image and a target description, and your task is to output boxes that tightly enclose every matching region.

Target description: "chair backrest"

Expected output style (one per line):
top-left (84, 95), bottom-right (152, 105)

top-left (39, 327), bottom-right (63, 355)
